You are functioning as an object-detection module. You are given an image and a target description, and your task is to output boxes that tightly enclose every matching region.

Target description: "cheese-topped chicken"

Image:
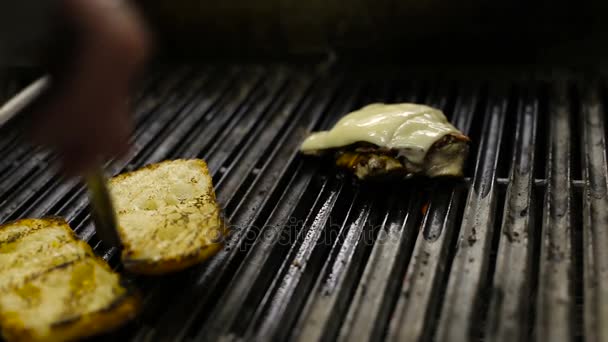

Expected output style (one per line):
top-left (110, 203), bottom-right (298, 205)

top-left (301, 103), bottom-right (470, 179)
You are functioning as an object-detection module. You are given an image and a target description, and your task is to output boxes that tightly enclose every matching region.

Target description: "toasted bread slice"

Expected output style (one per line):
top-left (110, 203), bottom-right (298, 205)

top-left (109, 159), bottom-right (227, 275)
top-left (0, 218), bottom-right (139, 342)
top-left (0, 218), bottom-right (91, 290)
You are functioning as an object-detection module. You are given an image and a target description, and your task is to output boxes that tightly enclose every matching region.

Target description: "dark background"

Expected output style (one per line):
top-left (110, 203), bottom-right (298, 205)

top-left (135, 0), bottom-right (607, 70)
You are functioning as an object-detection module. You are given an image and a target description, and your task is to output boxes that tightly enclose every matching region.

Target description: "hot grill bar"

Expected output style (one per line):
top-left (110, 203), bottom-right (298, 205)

top-left (0, 65), bottom-right (604, 342)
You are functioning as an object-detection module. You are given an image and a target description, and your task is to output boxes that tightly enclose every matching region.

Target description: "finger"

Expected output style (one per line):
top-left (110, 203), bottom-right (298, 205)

top-left (28, 0), bottom-right (149, 170)
top-left (29, 86), bottom-right (131, 151)
top-left (58, 142), bottom-right (95, 177)
top-left (56, 99), bottom-right (132, 175)
top-left (32, 94), bottom-right (133, 169)
top-left (61, 0), bottom-right (150, 74)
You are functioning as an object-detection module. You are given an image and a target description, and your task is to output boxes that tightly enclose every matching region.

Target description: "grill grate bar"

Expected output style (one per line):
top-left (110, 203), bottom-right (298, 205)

top-left (0, 70), bottom-right (191, 222)
top-left (212, 72), bottom-right (314, 207)
top-left (201, 70), bottom-right (290, 175)
top-left (3, 68), bottom-right (208, 254)
top-left (436, 85), bottom-right (508, 341)
top-left (291, 84), bottom-right (409, 342)
top-left (0, 143), bottom-right (33, 179)
top-left (126, 67), bottom-right (318, 341)
top-left (159, 78), bottom-right (345, 341)
top-left (184, 163), bottom-right (318, 341)
top-left (1, 67), bottom-right (606, 342)
top-left (0, 150), bottom-right (53, 221)
top-left (252, 177), bottom-right (349, 341)
top-left (127, 67), bottom-right (240, 166)
top-left (246, 81), bottom-right (400, 342)
top-left (129, 69), bottom-right (282, 287)
top-left (218, 73), bottom-right (323, 215)
top-left (28, 69), bottom-right (199, 224)
top-left (72, 67), bottom-right (244, 244)
top-left (60, 68), bottom-right (229, 239)
top-left (0, 69), bottom-right (170, 194)
top-left (187, 79), bottom-right (361, 341)
top-left (292, 189), bottom-right (376, 342)
top-left (485, 85), bottom-right (538, 341)
top-left (386, 86), bottom-right (478, 342)
top-left (535, 81), bottom-right (574, 341)
top-left (93, 67), bottom-right (272, 339)
top-left (337, 187), bottom-right (422, 342)
top-left (236, 82), bottom-right (391, 342)
top-left (173, 68), bottom-right (265, 160)
top-left (580, 82), bottom-right (608, 342)
top-left (332, 82), bottom-right (439, 342)
top-left (75, 70), bottom-right (257, 241)
top-left (23, 69), bottom-right (214, 220)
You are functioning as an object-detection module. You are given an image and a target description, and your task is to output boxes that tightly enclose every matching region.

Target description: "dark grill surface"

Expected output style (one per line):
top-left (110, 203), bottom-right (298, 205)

top-left (0, 64), bottom-right (606, 342)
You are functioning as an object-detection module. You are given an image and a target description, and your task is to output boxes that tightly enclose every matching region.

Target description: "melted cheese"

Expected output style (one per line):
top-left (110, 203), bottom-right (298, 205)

top-left (300, 103), bottom-right (462, 164)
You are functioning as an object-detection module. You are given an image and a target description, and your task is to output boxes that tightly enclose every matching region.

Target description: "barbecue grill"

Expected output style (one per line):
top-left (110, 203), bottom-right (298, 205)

top-left (0, 63), bottom-right (605, 342)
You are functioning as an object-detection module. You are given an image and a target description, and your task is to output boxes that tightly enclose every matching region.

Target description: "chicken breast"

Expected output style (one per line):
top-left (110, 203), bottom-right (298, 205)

top-left (300, 103), bottom-right (470, 179)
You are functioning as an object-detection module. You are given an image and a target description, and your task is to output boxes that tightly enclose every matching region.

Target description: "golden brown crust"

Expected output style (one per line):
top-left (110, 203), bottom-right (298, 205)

top-left (111, 158), bottom-right (228, 275)
top-left (0, 217), bottom-right (76, 240)
top-left (122, 218), bottom-right (229, 275)
top-left (1, 294), bottom-right (139, 342)
top-left (109, 158), bottom-right (209, 186)
top-left (0, 218), bottom-right (140, 342)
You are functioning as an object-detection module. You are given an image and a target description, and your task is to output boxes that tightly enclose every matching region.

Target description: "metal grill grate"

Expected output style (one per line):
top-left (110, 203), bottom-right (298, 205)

top-left (0, 65), bottom-right (605, 342)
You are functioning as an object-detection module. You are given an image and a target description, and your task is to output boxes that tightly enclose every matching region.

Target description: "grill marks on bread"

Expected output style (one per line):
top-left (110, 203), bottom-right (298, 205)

top-left (109, 159), bottom-right (227, 275)
top-left (0, 218), bottom-right (138, 342)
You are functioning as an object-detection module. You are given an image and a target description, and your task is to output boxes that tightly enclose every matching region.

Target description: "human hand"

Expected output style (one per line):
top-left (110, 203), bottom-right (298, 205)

top-left (29, 0), bottom-right (150, 175)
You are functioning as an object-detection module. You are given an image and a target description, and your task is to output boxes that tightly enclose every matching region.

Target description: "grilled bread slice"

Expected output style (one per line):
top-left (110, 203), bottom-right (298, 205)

top-left (0, 218), bottom-right (139, 342)
top-left (109, 159), bottom-right (227, 275)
